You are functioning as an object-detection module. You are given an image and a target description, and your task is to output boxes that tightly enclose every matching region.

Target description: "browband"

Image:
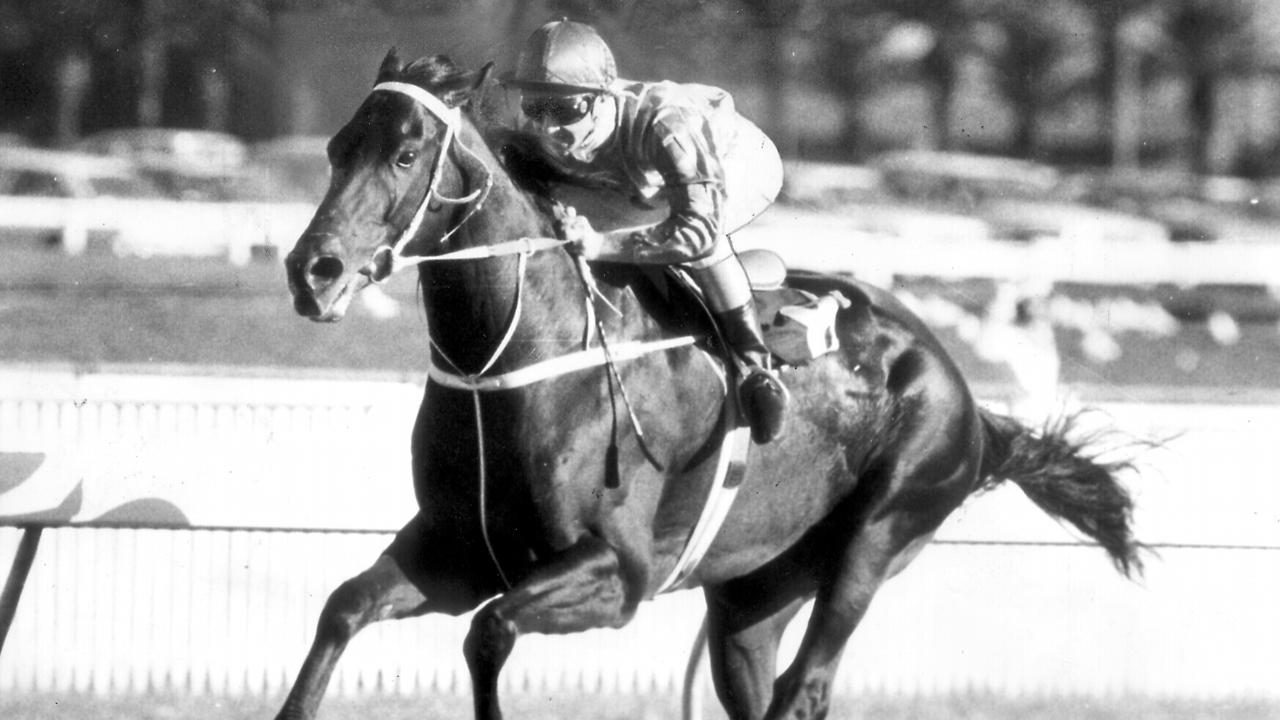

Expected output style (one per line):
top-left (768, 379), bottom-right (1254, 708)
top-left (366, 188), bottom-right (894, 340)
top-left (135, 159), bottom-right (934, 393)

top-left (372, 81), bottom-right (461, 129)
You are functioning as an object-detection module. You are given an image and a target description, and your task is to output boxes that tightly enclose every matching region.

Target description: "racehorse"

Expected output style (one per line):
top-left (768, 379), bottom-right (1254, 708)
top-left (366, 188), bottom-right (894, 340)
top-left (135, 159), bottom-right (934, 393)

top-left (280, 50), bottom-right (1143, 720)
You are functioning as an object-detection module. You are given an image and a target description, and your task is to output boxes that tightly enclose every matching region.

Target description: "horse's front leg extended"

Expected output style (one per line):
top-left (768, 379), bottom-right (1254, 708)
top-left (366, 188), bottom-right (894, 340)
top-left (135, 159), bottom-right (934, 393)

top-left (274, 552), bottom-right (428, 720)
top-left (276, 515), bottom-right (494, 720)
top-left (463, 535), bottom-right (633, 720)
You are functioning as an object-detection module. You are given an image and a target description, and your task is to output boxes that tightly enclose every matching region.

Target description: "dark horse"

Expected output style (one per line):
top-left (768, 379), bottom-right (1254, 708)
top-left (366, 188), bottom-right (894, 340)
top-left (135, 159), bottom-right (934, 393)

top-left (280, 51), bottom-right (1142, 720)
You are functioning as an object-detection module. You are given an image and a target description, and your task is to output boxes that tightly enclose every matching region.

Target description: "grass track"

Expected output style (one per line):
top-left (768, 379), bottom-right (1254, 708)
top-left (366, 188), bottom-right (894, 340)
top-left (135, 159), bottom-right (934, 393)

top-left (3, 246), bottom-right (1279, 391)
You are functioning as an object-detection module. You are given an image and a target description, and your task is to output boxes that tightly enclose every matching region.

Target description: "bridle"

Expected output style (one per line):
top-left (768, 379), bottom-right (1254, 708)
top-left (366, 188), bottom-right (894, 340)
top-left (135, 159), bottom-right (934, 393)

top-left (360, 81), bottom-right (502, 283)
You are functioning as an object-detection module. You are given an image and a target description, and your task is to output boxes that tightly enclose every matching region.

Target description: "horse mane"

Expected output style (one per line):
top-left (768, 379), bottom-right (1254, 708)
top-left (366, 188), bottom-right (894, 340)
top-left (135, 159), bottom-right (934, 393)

top-left (380, 53), bottom-right (475, 101)
top-left (486, 128), bottom-right (574, 206)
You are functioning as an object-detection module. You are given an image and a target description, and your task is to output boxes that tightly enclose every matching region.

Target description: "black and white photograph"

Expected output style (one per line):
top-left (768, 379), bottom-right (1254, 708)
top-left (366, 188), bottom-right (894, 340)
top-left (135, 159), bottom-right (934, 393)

top-left (1, 1), bottom-right (1278, 719)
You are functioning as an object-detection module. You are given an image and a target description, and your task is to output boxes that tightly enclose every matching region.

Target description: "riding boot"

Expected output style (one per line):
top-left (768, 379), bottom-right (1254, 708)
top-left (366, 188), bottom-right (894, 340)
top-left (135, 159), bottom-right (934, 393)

top-left (714, 302), bottom-right (790, 444)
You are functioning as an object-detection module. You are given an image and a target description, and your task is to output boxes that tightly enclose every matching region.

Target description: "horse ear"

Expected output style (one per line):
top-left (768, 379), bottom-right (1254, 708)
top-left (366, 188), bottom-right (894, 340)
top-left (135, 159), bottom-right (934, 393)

top-left (377, 47), bottom-right (402, 83)
top-left (472, 62), bottom-right (496, 92)
top-left (459, 61), bottom-right (500, 123)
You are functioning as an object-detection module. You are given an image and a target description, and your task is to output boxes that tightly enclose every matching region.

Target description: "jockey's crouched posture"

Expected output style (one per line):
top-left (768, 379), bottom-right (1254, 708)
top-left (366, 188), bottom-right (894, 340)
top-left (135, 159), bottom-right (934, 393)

top-left (505, 19), bottom-right (789, 444)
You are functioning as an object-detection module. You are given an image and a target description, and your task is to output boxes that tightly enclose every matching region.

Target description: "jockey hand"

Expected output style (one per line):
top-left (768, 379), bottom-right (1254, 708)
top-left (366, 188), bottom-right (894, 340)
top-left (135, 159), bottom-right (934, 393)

top-left (558, 206), bottom-right (605, 259)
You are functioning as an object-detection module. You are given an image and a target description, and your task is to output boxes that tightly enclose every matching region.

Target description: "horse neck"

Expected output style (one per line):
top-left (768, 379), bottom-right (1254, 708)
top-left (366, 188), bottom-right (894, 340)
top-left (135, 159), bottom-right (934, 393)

top-left (418, 127), bottom-right (589, 375)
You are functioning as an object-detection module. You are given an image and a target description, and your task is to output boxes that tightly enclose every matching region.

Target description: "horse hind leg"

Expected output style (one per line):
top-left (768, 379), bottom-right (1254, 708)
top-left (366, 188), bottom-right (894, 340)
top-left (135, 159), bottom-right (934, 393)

top-left (766, 415), bottom-right (980, 718)
top-left (463, 535), bottom-right (633, 720)
top-left (764, 521), bottom-right (935, 720)
top-left (702, 586), bottom-right (808, 720)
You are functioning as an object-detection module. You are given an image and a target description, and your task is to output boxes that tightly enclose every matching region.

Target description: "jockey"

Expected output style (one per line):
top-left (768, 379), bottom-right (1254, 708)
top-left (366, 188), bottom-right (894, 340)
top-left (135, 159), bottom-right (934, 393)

top-left (504, 19), bottom-right (789, 444)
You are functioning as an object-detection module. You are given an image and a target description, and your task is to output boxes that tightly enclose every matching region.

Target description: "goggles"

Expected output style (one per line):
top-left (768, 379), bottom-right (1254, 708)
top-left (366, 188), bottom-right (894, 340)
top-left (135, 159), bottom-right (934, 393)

top-left (521, 94), bottom-right (595, 125)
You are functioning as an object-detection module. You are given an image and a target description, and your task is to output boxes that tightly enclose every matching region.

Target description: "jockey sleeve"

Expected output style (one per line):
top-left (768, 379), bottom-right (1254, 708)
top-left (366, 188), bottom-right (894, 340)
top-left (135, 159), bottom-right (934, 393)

top-left (520, 80), bottom-right (768, 265)
top-left (619, 103), bottom-right (725, 263)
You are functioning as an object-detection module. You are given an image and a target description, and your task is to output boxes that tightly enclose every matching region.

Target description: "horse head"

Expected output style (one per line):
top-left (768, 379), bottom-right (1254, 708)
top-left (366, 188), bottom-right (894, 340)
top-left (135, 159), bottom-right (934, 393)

top-left (285, 49), bottom-right (494, 321)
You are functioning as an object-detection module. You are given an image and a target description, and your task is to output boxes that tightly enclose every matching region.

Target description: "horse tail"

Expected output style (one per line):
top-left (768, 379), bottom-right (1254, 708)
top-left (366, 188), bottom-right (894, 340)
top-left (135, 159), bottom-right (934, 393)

top-left (976, 407), bottom-right (1145, 577)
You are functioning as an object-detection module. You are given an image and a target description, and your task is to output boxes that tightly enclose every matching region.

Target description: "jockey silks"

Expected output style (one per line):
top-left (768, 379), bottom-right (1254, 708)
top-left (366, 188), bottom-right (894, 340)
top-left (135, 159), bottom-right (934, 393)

top-left (520, 79), bottom-right (782, 266)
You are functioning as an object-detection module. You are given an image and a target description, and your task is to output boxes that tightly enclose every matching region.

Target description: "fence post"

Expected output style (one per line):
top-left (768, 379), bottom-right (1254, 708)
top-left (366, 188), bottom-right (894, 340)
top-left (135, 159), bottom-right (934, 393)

top-left (0, 526), bottom-right (43, 653)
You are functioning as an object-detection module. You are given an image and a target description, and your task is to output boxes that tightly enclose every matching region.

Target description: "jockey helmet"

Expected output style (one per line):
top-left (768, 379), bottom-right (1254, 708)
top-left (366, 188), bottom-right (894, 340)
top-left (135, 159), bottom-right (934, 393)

top-left (509, 20), bottom-right (617, 95)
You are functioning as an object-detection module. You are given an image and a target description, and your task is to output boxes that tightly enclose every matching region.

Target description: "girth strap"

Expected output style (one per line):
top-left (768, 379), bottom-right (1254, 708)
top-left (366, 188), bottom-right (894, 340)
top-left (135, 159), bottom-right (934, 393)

top-left (656, 423), bottom-right (751, 595)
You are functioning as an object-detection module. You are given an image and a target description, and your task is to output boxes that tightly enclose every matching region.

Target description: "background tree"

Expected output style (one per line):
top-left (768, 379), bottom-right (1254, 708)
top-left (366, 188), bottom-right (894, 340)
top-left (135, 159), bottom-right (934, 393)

top-left (809, 1), bottom-right (894, 159)
top-left (727, 0), bottom-right (810, 159)
top-left (1079, 0), bottom-right (1160, 167)
top-left (1153, 0), bottom-right (1264, 173)
top-left (0, 0), bottom-right (275, 141)
top-left (140, 0), bottom-right (273, 134)
top-left (979, 0), bottom-right (1096, 159)
top-left (0, 0), bottom-right (138, 143)
top-left (880, 0), bottom-right (985, 151)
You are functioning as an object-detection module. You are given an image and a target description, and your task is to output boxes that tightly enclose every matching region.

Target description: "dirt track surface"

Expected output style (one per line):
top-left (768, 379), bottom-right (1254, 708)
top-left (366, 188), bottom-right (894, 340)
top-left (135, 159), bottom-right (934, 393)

top-left (3, 692), bottom-right (1278, 720)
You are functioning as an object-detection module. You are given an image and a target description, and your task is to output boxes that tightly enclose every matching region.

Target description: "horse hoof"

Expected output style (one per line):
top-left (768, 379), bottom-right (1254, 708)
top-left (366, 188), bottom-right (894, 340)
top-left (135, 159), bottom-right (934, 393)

top-left (741, 370), bottom-right (789, 444)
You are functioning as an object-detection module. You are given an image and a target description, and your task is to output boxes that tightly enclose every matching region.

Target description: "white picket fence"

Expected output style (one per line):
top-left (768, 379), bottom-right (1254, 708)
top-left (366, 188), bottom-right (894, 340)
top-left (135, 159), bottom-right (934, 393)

top-left (1, 364), bottom-right (1278, 700)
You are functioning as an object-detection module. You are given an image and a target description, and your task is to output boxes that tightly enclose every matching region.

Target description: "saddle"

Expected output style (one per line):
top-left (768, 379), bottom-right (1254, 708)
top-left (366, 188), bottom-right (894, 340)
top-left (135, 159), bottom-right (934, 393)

top-left (544, 182), bottom-right (853, 369)
top-left (661, 250), bottom-right (850, 370)
top-left (733, 250), bottom-right (852, 368)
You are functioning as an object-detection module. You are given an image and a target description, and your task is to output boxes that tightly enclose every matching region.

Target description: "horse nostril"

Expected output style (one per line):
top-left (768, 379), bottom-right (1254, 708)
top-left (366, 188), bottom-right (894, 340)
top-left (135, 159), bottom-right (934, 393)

top-left (308, 255), bottom-right (345, 283)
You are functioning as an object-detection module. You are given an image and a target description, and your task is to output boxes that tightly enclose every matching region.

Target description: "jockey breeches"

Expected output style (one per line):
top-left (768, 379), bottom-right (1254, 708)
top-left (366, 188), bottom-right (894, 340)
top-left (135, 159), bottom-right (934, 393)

top-left (718, 117), bottom-right (784, 237)
top-left (685, 119), bottom-right (782, 311)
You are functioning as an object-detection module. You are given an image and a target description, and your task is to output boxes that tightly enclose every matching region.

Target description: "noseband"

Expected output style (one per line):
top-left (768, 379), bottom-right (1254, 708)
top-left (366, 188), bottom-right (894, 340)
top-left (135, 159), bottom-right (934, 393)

top-left (362, 81), bottom-right (502, 282)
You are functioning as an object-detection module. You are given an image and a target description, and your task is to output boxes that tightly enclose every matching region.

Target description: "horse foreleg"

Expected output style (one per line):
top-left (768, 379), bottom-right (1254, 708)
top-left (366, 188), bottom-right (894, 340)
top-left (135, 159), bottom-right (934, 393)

top-left (703, 588), bottom-right (808, 720)
top-left (275, 552), bottom-right (430, 720)
top-left (462, 535), bottom-right (631, 720)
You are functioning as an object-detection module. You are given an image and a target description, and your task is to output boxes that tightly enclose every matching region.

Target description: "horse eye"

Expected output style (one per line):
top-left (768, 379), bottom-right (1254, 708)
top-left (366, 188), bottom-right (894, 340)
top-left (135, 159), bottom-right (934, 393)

top-left (395, 150), bottom-right (418, 168)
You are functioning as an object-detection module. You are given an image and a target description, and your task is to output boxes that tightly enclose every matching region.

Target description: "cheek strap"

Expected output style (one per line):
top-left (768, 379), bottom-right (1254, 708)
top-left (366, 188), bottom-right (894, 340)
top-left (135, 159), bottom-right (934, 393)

top-left (363, 82), bottom-right (491, 281)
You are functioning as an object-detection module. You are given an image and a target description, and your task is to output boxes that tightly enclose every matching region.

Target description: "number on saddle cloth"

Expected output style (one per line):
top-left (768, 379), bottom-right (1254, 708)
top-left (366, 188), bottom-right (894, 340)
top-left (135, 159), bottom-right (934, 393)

top-left (730, 248), bottom-right (848, 367)
top-left (757, 287), bottom-right (850, 366)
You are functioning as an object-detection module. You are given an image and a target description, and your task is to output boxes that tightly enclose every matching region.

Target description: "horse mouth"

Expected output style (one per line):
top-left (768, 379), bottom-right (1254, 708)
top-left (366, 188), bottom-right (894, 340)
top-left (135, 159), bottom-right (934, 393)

top-left (291, 272), bottom-right (369, 323)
